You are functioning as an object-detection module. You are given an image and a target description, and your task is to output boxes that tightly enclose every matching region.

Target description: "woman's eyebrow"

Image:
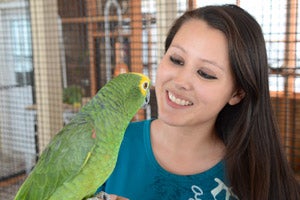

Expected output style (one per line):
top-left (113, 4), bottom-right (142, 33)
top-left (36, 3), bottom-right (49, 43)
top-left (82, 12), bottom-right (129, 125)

top-left (199, 58), bottom-right (225, 72)
top-left (170, 44), bottom-right (225, 71)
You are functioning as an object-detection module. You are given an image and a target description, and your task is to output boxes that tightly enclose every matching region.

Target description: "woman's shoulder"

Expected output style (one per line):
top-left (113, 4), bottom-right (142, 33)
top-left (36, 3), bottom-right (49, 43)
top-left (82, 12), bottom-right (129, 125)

top-left (128, 118), bottom-right (152, 128)
top-left (120, 119), bottom-right (153, 145)
top-left (125, 119), bottom-right (152, 136)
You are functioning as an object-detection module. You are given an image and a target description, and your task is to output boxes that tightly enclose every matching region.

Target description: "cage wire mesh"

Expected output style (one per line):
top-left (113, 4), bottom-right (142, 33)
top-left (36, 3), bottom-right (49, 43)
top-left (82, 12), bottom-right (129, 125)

top-left (0, 0), bottom-right (299, 199)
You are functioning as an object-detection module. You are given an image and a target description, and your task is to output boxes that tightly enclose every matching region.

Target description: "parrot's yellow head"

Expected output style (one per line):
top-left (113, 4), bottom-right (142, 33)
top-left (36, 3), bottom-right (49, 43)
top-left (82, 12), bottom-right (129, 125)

top-left (128, 72), bottom-right (151, 108)
top-left (104, 72), bottom-right (151, 118)
top-left (131, 72), bottom-right (150, 97)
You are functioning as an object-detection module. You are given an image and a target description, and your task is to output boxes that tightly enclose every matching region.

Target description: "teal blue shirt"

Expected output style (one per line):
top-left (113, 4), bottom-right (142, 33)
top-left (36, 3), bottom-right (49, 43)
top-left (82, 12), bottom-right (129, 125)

top-left (97, 120), bottom-right (238, 200)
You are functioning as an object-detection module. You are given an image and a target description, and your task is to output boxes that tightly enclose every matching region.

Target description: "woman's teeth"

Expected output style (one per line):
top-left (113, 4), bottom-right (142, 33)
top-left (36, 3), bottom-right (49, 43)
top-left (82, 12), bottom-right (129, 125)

top-left (168, 92), bottom-right (193, 106)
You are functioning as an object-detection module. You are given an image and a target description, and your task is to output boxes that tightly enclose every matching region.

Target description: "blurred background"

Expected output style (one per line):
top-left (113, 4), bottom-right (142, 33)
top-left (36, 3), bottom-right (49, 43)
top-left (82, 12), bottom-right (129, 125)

top-left (0, 0), bottom-right (299, 198)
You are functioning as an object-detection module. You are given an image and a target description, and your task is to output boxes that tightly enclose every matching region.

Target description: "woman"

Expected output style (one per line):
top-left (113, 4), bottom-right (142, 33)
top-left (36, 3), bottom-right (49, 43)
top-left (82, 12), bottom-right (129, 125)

top-left (97, 4), bottom-right (300, 200)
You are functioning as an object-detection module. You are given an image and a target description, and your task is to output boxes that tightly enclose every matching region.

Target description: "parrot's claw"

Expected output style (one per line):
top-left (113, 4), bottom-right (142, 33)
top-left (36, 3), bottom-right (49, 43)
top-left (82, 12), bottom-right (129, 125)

top-left (98, 191), bottom-right (111, 200)
top-left (86, 191), bottom-right (111, 200)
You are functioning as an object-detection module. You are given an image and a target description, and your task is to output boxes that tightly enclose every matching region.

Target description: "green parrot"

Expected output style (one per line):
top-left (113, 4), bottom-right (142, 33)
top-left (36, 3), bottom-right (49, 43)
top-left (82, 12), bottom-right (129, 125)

top-left (14, 73), bottom-right (150, 200)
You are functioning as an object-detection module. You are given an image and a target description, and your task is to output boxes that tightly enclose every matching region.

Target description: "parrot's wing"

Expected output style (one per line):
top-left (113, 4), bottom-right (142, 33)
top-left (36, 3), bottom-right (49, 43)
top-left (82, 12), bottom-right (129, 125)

top-left (15, 115), bottom-right (97, 199)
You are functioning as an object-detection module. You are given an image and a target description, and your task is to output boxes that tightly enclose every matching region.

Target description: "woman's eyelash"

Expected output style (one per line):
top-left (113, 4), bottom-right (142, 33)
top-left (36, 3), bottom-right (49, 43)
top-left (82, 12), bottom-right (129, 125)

top-left (170, 56), bottom-right (184, 65)
top-left (197, 70), bottom-right (217, 80)
top-left (169, 55), bottom-right (217, 80)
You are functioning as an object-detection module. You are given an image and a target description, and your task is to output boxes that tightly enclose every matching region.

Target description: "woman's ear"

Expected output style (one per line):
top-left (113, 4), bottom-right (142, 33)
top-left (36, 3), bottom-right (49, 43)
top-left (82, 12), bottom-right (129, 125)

top-left (228, 89), bottom-right (245, 105)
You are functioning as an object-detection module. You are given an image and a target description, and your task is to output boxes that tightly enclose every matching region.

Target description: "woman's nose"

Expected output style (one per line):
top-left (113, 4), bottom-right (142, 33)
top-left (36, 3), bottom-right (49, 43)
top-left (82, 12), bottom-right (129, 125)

top-left (172, 69), bottom-right (192, 90)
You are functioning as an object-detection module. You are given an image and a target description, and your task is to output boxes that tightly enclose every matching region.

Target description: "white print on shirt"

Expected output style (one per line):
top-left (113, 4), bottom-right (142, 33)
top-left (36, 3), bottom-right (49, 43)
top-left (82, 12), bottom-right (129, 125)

top-left (188, 178), bottom-right (239, 200)
top-left (188, 185), bottom-right (203, 200)
top-left (211, 178), bottom-right (239, 200)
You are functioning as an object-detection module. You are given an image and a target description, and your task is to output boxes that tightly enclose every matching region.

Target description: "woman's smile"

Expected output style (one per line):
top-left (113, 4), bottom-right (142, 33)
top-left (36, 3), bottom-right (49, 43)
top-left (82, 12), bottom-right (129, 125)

top-left (167, 91), bottom-right (193, 107)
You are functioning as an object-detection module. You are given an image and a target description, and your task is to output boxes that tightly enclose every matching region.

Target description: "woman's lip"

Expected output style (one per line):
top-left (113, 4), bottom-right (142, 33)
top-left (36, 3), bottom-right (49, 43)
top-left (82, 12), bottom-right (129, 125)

top-left (167, 91), bottom-right (193, 106)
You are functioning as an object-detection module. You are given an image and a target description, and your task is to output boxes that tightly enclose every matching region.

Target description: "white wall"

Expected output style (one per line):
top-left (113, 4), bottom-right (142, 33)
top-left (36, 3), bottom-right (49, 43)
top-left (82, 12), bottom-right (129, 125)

top-left (0, 0), bottom-right (35, 173)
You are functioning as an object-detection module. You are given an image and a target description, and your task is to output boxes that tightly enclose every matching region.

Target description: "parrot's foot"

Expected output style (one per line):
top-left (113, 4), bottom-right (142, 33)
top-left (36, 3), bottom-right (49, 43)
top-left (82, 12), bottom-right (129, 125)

top-left (86, 191), bottom-right (111, 200)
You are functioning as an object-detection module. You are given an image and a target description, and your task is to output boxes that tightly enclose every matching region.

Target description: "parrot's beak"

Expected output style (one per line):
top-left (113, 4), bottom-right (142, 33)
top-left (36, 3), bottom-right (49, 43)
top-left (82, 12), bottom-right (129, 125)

top-left (142, 90), bottom-right (150, 108)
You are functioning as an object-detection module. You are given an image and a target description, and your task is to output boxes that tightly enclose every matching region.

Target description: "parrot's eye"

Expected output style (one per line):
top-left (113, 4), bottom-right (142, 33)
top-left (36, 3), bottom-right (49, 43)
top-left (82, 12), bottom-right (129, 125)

top-left (143, 82), bottom-right (149, 90)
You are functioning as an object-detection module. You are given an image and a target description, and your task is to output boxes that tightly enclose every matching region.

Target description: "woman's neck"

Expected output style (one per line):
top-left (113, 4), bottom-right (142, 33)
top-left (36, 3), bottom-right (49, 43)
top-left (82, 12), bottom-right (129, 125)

top-left (150, 119), bottom-right (225, 175)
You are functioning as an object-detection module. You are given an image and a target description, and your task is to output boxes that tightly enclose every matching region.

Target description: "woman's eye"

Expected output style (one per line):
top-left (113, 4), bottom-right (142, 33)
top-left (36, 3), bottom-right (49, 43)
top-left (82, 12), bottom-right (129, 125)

top-left (197, 70), bottom-right (217, 80)
top-left (170, 56), bottom-right (184, 66)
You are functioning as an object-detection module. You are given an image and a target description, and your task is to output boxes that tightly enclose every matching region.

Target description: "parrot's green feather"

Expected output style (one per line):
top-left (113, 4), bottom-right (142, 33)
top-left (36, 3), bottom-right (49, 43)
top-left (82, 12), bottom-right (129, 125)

top-left (14, 73), bottom-right (150, 200)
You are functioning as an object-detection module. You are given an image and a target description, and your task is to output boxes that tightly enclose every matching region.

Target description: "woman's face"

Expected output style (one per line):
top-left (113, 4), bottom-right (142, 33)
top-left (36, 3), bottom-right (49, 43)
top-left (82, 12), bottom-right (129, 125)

top-left (155, 19), bottom-right (243, 128)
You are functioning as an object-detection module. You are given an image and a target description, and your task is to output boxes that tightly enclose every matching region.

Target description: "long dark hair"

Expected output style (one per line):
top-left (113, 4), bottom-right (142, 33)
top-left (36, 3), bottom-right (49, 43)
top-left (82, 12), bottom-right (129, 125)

top-left (165, 4), bottom-right (300, 199)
